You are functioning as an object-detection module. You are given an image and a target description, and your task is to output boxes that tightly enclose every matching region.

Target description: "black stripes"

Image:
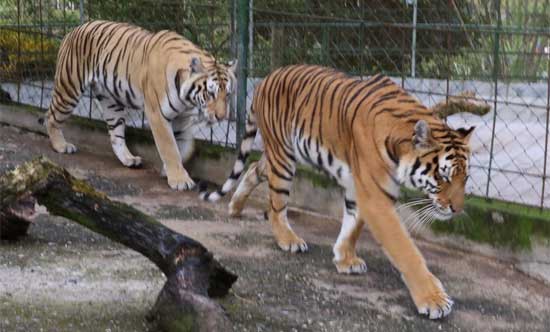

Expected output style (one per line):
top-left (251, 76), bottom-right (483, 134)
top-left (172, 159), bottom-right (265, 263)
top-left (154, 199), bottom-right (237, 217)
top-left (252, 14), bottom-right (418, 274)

top-left (228, 170), bottom-right (240, 180)
top-left (271, 165), bottom-right (293, 182)
top-left (269, 184), bottom-right (290, 196)
top-left (244, 129), bottom-right (257, 139)
top-left (385, 137), bottom-right (399, 164)
top-left (344, 199), bottom-right (357, 212)
top-left (410, 158), bottom-right (421, 176)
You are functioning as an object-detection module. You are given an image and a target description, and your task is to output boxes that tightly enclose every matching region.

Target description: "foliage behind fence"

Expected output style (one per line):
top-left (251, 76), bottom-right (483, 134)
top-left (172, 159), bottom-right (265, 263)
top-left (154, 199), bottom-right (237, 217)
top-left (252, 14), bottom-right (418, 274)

top-left (1, 0), bottom-right (549, 209)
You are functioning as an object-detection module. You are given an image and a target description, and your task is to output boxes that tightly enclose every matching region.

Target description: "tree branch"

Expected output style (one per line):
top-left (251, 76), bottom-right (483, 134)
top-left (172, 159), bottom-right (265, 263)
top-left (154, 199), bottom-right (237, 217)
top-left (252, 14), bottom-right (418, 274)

top-left (0, 157), bottom-right (237, 332)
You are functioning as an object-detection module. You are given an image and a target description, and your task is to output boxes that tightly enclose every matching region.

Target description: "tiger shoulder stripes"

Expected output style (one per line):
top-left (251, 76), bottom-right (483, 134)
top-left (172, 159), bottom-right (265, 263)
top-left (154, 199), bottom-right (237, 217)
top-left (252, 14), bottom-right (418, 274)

top-left (46, 20), bottom-right (236, 190)
top-left (200, 64), bottom-right (475, 319)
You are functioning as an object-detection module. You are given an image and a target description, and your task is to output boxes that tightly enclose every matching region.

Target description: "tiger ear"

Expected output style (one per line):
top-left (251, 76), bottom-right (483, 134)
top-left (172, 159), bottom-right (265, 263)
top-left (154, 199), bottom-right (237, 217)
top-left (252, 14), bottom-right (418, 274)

top-left (190, 57), bottom-right (206, 74)
top-left (413, 120), bottom-right (438, 150)
top-left (228, 59), bottom-right (238, 74)
top-left (457, 126), bottom-right (475, 143)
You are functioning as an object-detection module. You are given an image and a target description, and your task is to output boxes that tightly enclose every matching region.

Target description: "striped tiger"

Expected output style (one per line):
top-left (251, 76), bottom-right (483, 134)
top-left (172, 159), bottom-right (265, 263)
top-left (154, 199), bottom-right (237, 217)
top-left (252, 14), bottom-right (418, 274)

top-left (46, 20), bottom-right (236, 190)
top-left (200, 65), bottom-right (475, 319)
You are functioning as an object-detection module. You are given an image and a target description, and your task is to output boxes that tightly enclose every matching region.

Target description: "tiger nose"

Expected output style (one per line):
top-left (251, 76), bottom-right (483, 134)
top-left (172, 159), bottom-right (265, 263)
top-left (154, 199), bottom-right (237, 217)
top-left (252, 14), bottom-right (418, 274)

top-left (450, 202), bottom-right (463, 214)
top-left (450, 205), bottom-right (463, 214)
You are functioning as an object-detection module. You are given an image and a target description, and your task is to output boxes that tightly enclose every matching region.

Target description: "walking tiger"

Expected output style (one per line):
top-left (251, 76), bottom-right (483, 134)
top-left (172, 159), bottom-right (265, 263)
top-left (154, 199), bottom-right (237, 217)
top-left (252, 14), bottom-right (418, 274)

top-left (200, 65), bottom-right (475, 319)
top-left (46, 20), bottom-right (236, 190)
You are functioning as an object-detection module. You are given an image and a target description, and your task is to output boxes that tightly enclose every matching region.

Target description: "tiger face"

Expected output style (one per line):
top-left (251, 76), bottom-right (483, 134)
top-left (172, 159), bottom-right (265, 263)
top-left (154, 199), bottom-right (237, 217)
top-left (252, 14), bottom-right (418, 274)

top-left (398, 120), bottom-right (475, 220)
top-left (179, 58), bottom-right (237, 126)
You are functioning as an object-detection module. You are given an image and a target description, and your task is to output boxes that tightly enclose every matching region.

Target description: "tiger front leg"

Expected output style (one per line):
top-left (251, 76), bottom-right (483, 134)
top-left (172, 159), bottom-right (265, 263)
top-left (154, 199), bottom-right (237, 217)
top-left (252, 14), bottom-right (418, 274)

top-left (172, 115), bottom-right (196, 164)
top-left (332, 188), bottom-right (367, 274)
top-left (145, 101), bottom-right (195, 191)
top-left (96, 98), bottom-right (142, 168)
top-left (46, 85), bottom-right (79, 154)
top-left (47, 116), bottom-right (77, 154)
top-left (266, 158), bottom-right (307, 253)
top-left (356, 185), bottom-right (453, 319)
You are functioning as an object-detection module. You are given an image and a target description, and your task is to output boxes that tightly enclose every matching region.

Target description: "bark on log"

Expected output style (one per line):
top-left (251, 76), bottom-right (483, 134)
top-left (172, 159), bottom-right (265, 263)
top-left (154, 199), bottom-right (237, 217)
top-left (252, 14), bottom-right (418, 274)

top-left (0, 157), bottom-right (237, 332)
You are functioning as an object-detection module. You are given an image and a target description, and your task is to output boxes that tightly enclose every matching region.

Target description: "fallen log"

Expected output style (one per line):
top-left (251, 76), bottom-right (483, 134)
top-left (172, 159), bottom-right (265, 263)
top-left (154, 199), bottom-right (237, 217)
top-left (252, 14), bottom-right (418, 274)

top-left (0, 157), bottom-right (237, 332)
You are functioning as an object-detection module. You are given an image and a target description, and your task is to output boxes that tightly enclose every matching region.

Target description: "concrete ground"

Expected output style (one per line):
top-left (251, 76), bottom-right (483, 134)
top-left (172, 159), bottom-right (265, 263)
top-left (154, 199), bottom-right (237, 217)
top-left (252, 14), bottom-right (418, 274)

top-left (1, 123), bottom-right (550, 332)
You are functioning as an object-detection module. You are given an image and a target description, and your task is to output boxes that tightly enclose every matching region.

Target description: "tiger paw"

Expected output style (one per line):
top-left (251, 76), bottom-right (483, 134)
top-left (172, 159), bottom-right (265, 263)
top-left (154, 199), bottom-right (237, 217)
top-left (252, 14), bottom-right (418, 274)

top-left (53, 142), bottom-right (77, 154)
top-left (167, 175), bottom-right (196, 191)
top-left (168, 178), bottom-right (195, 191)
top-left (334, 256), bottom-right (368, 274)
top-left (410, 274), bottom-right (453, 320)
top-left (228, 199), bottom-right (245, 217)
top-left (276, 235), bottom-right (308, 253)
top-left (121, 155), bottom-right (142, 168)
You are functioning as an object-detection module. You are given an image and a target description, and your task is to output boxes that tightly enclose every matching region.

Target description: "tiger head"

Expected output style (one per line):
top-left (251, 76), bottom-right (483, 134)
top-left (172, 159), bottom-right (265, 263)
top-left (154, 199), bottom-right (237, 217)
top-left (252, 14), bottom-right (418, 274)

top-left (398, 120), bottom-right (475, 220)
top-left (179, 57), bottom-right (237, 125)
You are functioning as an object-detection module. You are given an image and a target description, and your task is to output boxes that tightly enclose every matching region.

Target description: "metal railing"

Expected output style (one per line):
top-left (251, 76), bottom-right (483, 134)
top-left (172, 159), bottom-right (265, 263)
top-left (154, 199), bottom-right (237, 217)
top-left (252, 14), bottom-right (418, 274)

top-left (1, 0), bottom-right (549, 209)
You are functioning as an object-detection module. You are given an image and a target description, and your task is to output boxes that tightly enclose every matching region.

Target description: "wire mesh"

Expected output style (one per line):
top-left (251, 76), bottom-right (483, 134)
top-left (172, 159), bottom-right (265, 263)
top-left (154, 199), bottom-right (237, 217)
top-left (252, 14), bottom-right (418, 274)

top-left (1, 0), bottom-right (549, 208)
top-left (0, 0), bottom-right (237, 148)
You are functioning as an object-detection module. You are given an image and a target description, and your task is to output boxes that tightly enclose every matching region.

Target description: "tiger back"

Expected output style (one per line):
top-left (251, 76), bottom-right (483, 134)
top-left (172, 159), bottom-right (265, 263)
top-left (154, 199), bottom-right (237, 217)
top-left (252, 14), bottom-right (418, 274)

top-left (46, 20), bottom-right (236, 190)
top-left (200, 64), bottom-right (475, 319)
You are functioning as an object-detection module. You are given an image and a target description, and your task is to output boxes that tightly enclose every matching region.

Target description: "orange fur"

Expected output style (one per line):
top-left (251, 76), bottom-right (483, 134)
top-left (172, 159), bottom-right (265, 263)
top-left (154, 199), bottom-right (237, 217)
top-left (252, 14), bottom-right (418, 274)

top-left (46, 20), bottom-right (236, 190)
top-left (204, 64), bottom-right (474, 319)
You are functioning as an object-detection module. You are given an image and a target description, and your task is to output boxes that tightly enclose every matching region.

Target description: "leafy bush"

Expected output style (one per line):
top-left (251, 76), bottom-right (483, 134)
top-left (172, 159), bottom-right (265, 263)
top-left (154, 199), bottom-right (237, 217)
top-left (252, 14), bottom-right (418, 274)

top-left (0, 29), bottom-right (59, 80)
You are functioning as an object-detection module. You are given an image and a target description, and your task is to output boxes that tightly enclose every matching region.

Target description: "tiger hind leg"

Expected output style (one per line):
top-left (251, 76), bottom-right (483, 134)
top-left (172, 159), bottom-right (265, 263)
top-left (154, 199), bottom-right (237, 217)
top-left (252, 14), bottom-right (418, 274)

top-left (332, 188), bottom-right (367, 274)
top-left (46, 84), bottom-right (80, 154)
top-left (228, 154), bottom-right (267, 217)
top-left (95, 96), bottom-right (142, 168)
top-left (266, 155), bottom-right (307, 253)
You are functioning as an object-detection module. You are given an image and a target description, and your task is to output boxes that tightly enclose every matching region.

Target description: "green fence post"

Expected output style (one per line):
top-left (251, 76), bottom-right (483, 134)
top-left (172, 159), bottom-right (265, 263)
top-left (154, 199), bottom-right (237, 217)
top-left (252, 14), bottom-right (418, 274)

top-left (39, 0), bottom-right (45, 110)
top-left (16, 0), bottom-right (21, 103)
top-left (540, 48), bottom-right (550, 209)
top-left (485, 0), bottom-right (501, 198)
top-left (79, 0), bottom-right (85, 24)
top-left (321, 25), bottom-right (328, 65)
top-left (236, 0), bottom-right (249, 147)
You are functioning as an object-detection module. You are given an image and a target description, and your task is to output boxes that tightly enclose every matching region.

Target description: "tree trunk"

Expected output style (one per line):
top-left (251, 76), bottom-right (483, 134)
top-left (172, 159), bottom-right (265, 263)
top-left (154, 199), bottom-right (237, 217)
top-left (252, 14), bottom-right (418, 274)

top-left (0, 157), bottom-right (237, 332)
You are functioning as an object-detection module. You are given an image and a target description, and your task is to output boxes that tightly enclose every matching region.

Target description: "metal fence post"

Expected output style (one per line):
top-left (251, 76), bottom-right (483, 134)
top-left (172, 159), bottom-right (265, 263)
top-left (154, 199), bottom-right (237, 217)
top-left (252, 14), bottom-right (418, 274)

top-left (235, 0), bottom-right (249, 147)
top-left (321, 25), bottom-right (328, 65)
top-left (485, 0), bottom-right (501, 198)
top-left (79, 0), bottom-right (85, 24)
top-left (540, 48), bottom-right (550, 209)
top-left (410, 0), bottom-right (417, 78)
top-left (248, 0), bottom-right (254, 73)
top-left (39, 0), bottom-right (45, 110)
top-left (445, 0), bottom-right (453, 105)
top-left (16, 0), bottom-right (21, 103)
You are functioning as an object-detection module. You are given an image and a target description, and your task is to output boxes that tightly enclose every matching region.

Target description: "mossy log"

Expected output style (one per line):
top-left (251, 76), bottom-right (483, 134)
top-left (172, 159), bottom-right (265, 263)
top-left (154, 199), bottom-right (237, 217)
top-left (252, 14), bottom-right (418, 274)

top-left (0, 157), bottom-right (237, 332)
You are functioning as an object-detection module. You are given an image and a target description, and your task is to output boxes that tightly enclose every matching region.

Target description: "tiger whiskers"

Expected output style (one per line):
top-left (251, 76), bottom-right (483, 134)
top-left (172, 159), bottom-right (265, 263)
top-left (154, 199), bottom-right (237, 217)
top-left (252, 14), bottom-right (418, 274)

top-left (402, 204), bottom-right (433, 231)
top-left (403, 204), bottom-right (439, 235)
top-left (410, 206), bottom-right (437, 234)
top-left (396, 198), bottom-right (432, 211)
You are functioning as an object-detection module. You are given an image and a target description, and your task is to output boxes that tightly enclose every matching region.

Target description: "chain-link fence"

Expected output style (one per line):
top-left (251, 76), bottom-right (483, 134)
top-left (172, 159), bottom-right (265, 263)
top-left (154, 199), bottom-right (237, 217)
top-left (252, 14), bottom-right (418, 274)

top-left (0, 0), bottom-right (238, 146)
top-left (1, 0), bottom-right (550, 209)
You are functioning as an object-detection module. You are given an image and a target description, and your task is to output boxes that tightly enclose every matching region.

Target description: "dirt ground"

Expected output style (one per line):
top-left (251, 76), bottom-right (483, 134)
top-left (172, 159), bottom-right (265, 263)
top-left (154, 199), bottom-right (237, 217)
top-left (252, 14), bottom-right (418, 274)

top-left (1, 123), bottom-right (550, 332)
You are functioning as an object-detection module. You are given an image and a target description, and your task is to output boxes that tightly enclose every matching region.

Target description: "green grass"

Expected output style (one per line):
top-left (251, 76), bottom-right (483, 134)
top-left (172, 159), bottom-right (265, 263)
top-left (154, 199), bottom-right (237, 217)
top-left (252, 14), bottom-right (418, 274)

top-left (401, 188), bottom-right (550, 250)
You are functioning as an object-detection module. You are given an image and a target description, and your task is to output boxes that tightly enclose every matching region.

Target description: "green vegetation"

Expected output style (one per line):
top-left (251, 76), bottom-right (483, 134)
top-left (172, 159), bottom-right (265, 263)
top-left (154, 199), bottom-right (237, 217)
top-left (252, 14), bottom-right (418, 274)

top-left (88, 0), bottom-right (235, 61)
top-left (0, 29), bottom-right (59, 80)
top-left (401, 188), bottom-right (550, 250)
top-left (419, 0), bottom-right (550, 81)
top-left (3, 0), bottom-right (547, 81)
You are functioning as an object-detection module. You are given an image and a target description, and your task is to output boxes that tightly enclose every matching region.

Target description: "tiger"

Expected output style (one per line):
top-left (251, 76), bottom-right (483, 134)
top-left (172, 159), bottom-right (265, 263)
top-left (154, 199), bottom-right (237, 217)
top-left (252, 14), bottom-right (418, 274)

top-left (46, 20), bottom-right (237, 190)
top-left (199, 65), bottom-right (475, 319)
top-left (432, 90), bottom-right (491, 119)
